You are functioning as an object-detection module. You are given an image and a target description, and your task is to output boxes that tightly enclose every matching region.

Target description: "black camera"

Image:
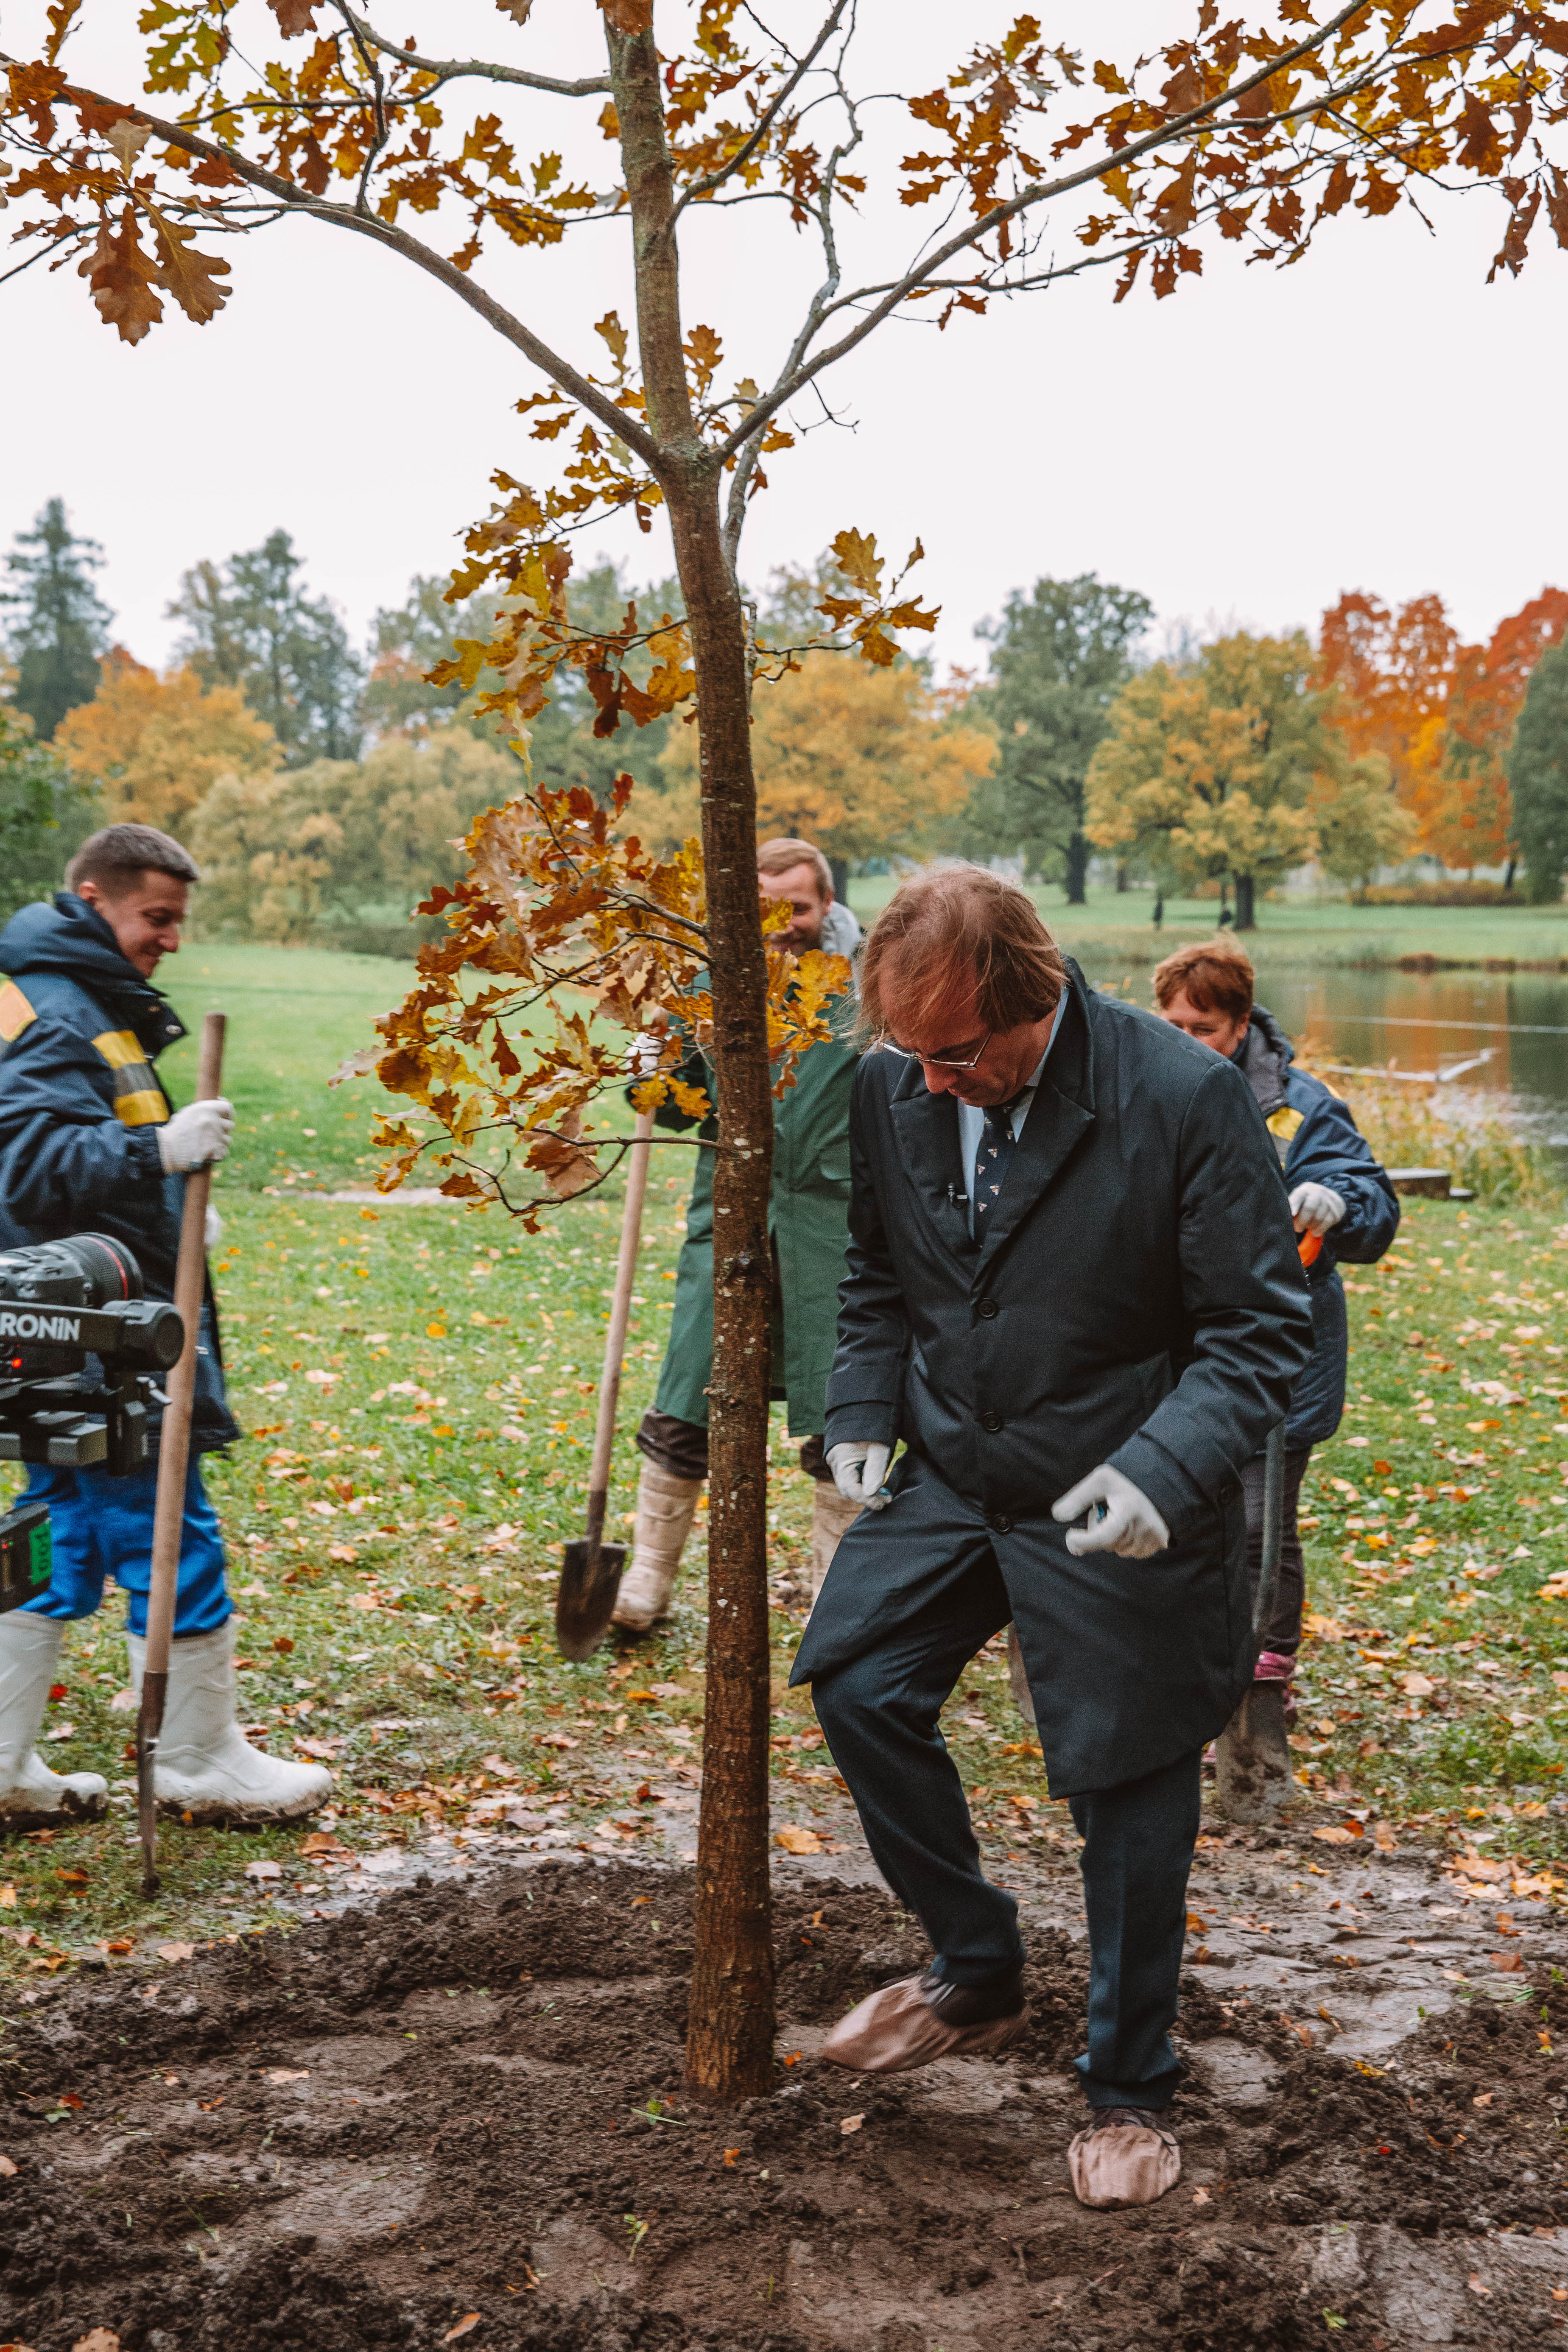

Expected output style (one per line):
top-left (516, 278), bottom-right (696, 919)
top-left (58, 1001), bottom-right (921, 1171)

top-left (0, 1236), bottom-right (184, 1612)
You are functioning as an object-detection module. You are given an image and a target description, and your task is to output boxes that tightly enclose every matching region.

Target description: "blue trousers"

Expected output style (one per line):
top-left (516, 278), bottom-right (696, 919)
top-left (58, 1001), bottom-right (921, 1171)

top-left (20, 1458), bottom-right (231, 1638)
top-left (810, 1538), bottom-right (1202, 2111)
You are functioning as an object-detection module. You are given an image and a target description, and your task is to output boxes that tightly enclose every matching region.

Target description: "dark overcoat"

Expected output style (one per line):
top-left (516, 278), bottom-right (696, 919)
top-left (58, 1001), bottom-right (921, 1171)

top-left (790, 961), bottom-right (1314, 1795)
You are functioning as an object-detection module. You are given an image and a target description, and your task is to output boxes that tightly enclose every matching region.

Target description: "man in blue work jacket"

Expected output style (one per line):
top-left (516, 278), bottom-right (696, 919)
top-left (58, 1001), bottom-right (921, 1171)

top-left (0, 823), bottom-right (330, 1826)
top-left (1154, 936), bottom-right (1400, 1709)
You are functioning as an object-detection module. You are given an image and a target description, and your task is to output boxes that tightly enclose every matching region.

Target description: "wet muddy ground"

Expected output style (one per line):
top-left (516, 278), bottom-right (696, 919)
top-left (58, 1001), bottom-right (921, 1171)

top-left (3, 1823), bottom-right (1566, 2352)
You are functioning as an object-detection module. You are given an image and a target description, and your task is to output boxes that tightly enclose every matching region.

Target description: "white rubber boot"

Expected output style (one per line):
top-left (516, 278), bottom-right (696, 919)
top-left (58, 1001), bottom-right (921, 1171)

top-left (0, 1612), bottom-right (108, 1825)
top-left (611, 1461), bottom-right (703, 1630)
top-left (126, 1623), bottom-right (332, 1824)
top-left (810, 1482), bottom-right (863, 1602)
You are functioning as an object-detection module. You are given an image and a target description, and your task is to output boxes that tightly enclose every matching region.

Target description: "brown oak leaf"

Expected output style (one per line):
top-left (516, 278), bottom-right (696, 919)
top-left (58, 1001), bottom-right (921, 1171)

top-left (152, 217), bottom-right (231, 326)
top-left (77, 207), bottom-right (163, 344)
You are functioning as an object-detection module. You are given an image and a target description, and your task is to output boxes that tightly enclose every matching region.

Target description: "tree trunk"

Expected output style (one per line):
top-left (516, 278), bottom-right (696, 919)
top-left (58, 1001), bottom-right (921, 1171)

top-left (611, 17), bottom-right (777, 2105)
top-left (1064, 831), bottom-right (1089, 905)
top-left (1115, 862), bottom-right (1129, 894)
top-left (1234, 872), bottom-right (1256, 931)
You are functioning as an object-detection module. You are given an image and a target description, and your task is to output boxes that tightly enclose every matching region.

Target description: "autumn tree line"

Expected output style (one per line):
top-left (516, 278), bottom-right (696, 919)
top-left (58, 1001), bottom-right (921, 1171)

top-left (4, 496), bottom-right (1566, 938)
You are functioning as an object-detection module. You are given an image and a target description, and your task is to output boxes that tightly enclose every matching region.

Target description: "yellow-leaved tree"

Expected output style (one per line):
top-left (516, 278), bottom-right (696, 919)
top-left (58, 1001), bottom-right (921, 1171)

top-left (653, 651), bottom-right (993, 860)
top-left (53, 649), bottom-right (279, 835)
top-left (1087, 631), bottom-right (1411, 922)
top-left (7, 0), bottom-right (1565, 2102)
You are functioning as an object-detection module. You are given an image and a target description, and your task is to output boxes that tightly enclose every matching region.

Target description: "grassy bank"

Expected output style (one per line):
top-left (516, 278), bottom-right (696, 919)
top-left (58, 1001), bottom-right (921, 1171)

top-left (847, 878), bottom-right (1568, 971)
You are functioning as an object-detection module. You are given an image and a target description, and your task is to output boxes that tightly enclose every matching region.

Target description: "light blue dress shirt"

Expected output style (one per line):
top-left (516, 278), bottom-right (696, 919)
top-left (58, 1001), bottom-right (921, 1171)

top-left (955, 994), bottom-right (1067, 1237)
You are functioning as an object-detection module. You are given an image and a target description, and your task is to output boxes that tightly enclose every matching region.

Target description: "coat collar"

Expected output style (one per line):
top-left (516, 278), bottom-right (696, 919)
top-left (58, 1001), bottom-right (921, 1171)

top-left (885, 959), bottom-right (1098, 1275)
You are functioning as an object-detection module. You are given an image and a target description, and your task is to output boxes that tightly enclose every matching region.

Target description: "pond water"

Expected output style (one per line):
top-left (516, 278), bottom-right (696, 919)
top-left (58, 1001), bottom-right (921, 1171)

top-left (1081, 958), bottom-right (1568, 1168)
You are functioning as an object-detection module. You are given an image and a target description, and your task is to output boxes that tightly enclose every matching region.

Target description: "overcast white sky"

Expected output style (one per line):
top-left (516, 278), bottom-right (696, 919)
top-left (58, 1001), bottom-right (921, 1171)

top-left (3, 1), bottom-right (1565, 679)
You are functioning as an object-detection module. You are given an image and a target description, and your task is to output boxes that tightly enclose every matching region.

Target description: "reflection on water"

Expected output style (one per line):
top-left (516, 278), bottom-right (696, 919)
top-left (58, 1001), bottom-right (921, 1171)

top-left (1084, 960), bottom-right (1568, 1165)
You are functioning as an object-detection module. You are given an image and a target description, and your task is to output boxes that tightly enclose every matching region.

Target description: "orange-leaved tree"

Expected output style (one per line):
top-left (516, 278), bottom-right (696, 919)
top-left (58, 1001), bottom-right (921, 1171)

top-left (1317, 587), bottom-right (1568, 867)
top-left (6, 0), bottom-right (1565, 2100)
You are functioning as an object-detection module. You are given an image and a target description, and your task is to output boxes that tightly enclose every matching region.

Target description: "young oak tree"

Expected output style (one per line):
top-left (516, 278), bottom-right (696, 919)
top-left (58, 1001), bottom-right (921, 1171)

top-left (5, 0), bottom-right (1565, 2101)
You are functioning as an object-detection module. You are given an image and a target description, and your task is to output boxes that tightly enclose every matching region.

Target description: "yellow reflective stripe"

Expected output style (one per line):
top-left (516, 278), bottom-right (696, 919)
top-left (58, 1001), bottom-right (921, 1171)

top-left (0, 981), bottom-right (35, 1043)
top-left (1266, 1105), bottom-right (1304, 1140)
top-left (92, 1028), bottom-right (146, 1070)
top-left (115, 1088), bottom-right (168, 1128)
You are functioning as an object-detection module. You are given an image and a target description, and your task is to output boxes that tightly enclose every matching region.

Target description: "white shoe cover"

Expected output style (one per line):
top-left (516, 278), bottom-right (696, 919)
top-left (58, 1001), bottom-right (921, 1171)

top-left (0, 1612), bottom-right (107, 1824)
top-left (611, 1461), bottom-right (703, 1629)
top-left (127, 1622), bottom-right (332, 1823)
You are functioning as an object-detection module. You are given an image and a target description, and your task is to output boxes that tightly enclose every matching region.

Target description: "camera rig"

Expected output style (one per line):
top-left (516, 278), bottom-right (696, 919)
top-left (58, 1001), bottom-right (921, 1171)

top-left (0, 1235), bottom-right (184, 1613)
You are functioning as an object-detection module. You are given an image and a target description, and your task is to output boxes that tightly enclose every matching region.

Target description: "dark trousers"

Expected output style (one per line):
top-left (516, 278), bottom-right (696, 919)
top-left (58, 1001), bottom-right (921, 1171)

top-left (1241, 1443), bottom-right (1313, 1656)
top-left (635, 1407), bottom-right (831, 1484)
top-left (810, 1545), bottom-right (1202, 2112)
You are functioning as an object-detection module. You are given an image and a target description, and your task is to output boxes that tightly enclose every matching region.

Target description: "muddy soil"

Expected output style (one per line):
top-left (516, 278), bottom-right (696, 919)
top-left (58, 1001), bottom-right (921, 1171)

top-left (3, 1850), bottom-right (1567, 2352)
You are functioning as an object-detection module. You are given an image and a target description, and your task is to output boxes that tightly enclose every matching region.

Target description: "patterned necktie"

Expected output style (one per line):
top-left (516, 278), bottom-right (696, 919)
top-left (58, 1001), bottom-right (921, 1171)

top-left (973, 1096), bottom-right (1022, 1229)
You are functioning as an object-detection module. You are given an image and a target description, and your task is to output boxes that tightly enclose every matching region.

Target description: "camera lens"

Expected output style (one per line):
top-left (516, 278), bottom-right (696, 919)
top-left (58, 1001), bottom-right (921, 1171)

top-left (57, 1235), bottom-right (143, 1307)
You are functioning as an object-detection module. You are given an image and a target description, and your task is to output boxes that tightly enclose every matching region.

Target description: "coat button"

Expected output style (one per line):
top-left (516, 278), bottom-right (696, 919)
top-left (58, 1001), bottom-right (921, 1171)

top-left (988, 1511), bottom-right (1014, 1534)
top-left (981, 1411), bottom-right (1002, 1432)
top-left (976, 1297), bottom-right (999, 1319)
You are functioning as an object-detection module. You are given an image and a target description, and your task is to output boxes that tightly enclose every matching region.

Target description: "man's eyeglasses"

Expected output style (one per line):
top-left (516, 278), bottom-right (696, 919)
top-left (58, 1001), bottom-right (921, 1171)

top-left (872, 1031), bottom-right (992, 1072)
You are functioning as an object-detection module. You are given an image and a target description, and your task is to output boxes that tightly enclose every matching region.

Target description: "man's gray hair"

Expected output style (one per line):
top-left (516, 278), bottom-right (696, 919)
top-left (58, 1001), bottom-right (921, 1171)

top-left (66, 824), bottom-right (201, 896)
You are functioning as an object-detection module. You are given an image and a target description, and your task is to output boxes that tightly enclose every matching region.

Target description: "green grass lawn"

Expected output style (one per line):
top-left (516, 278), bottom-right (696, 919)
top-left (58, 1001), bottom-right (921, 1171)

top-left (847, 878), bottom-right (1568, 969)
top-left (157, 941), bottom-right (413, 1195)
top-left (3, 1178), bottom-right (1567, 1974)
top-left (3, 937), bottom-right (1566, 1975)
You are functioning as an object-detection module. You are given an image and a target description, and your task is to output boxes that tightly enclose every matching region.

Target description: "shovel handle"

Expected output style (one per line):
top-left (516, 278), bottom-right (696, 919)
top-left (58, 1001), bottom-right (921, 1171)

top-left (581, 1109), bottom-right (655, 1562)
top-left (138, 1012), bottom-right (225, 1891)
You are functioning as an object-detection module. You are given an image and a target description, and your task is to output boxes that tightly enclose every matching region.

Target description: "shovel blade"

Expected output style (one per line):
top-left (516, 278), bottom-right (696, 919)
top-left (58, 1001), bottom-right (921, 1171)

top-left (556, 1539), bottom-right (626, 1662)
top-left (1213, 1681), bottom-right (1293, 1825)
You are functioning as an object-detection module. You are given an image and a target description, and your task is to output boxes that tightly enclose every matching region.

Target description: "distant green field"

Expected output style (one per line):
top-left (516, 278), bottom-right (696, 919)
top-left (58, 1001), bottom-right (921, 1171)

top-left (155, 941), bottom-right (412, 1195)
top-left (846, 877), bottom-right (1568, 970)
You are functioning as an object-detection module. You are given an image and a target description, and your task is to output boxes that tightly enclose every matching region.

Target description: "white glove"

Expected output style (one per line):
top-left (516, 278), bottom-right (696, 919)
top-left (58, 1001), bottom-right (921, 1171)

top-left (157, 1098), bottom-right (235, 1174)
top-left (1288, 1181), bottom-right (1345, 1237)
top-left (1052, 1464), bottom-right (1171, 1559)
top-left (827, 1441), bottom-right (892, 1511)
top-left (204, 1204), bottom-right (223, 1251)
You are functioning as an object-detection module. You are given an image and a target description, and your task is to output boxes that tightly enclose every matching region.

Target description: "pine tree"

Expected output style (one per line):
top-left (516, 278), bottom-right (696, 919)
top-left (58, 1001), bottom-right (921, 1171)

top-left (167, 529), bottom-right (363, 765)
top-left (1509, 639), bottom-right (1568, 905)
top-left (1, 498), bottom-right (113, 740)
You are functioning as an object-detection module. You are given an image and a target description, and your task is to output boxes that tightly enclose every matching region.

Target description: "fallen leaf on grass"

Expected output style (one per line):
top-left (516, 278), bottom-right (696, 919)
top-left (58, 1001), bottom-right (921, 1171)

top-left (1490, 1953), bottom-right (1525, 1973)
top-left (774, 1827), bottom-right (824, 1855)
top-left (299, 1831), bottom-right (347, 1856)
top-left (839, 2114), bottom-right (864, 2135)
top-left (245, 1860), bottom-right (283, 1883)
top-left (1400, 1673), bottom-right (1434, 1698)
top-left (442, 2320), bottom-right (481, 2344)
top-left (1312, 1825), bottom-right (1361, 1844)
top-left (155, 1942), bottom-right (194, 1963)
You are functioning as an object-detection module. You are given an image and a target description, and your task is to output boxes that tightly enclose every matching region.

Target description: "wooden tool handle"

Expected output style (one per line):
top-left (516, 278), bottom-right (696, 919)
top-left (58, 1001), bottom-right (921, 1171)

top-left (143, 1011), bottom-right (227, 1676)
top-left (582, 1109), bottom-right (655, 1556)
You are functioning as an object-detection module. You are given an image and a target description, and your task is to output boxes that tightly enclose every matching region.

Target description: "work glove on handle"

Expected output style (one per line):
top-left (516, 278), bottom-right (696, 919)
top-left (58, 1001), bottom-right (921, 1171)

top-left (157, 1098), bottom-right (235, 1175)
top-left (1288, 1181), bottom-right (1345, 1237)
top-left (827, 1441), bottom-right (892, 1511)
top-left (1052, 1464), bottom-right (1170, 1559)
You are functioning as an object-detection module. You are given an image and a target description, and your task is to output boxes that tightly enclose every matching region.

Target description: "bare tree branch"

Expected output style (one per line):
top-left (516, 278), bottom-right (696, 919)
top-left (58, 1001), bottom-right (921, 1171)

top-left (713, 0), bottom-right (1394, 462)
top-left (23, 74), bottom-right (662, 474)
top-left (671, 0), bottom-right (850, 226)
top-left (335, 6), bottom-right (611, 98)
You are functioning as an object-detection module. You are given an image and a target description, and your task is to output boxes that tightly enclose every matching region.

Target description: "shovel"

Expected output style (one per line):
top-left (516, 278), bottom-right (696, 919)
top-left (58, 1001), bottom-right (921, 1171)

top-left (1213, 1417), bottom-right (1291, 1824)
top-left (137, 1011), bottom-right (226, 1894)
top-left (555, 1108), bottom-right (655, 1662)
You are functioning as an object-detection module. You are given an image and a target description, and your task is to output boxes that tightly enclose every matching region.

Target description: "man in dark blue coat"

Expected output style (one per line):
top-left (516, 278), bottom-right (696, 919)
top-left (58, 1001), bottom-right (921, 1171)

top-left (790, 865), bottom-right (1312, 2210)
top-left (1154, 936), bottom-right (1400, 1707)
top-left (0, 823), bottom-right (330, 1827)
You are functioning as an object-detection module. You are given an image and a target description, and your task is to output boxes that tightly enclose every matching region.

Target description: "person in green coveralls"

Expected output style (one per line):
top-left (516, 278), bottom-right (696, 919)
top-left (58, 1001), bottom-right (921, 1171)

top-left (612, 838), bottom-right (862, 1630)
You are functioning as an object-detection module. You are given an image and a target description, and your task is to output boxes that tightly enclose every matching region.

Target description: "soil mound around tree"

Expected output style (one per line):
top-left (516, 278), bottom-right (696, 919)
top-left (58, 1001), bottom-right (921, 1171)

top-left (2, 1860), bottom-right (1565, 2350)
